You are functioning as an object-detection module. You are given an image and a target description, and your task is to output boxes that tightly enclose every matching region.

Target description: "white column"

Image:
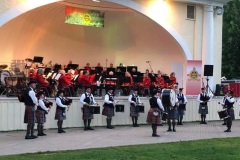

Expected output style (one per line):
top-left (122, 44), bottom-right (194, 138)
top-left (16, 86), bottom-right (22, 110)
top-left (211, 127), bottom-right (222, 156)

top-left (202, 5), bottom-right (214, 92)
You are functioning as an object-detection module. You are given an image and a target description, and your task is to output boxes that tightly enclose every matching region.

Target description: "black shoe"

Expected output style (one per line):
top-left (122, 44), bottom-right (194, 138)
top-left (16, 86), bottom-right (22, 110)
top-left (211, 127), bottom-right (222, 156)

top-left (180, 123), bottom-right (183, 125)
top-left (167, 129), bottom-right (172, 132)
top-left (107, 126), bottom-right (114, 129)
top-left (173, 129), bottom-right (176, 132)
top-left (224, 129), bottom-right (231, 132)
top-left (152, 134), bottom-right (160, 137)
top-left (25, 135), bottom-right (34, 139)
top-left (87, 127), bottom-right (94, 130)
top-left (158, 124), bottom-right (163, 126)
top-left (203, 122), bottom-right (207, 124)
top-left (222, 123), bottom-right (226, 125)
top-left (84, 127), bottom-right (88, 131)
top-left (200, 122), bottom-right (204, 124)
top-left (133, 124), bottom-right (136, 127)
top-left (31, 135), bottom-right (38, 139)
top-left (177, 122), bottom-right (181, 125)
top-left (61, 130), bottom-right (66, 133)
top-left (135, 124), bottom-right (139, 127)
top-left (42, 133), bottom-right (47, 136)
top-left (38, 133), bottom-right (44, 136)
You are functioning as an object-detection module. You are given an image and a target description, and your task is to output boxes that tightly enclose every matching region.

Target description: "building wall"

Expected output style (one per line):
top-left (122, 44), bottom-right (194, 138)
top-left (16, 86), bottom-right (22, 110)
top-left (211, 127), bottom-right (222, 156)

top-left (0, 0), bottom-right (223, 87)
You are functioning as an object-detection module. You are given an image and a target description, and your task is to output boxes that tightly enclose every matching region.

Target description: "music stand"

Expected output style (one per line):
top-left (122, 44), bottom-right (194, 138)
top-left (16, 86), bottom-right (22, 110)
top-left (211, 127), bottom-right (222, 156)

top-left (33, 56), bottom-right (43, 63)
top-left (67, 64), bottom-right (79, 70)
top-left (116, 67), bottom-right (126, 73)
top-left (127, 66), bottom-right (137, 73)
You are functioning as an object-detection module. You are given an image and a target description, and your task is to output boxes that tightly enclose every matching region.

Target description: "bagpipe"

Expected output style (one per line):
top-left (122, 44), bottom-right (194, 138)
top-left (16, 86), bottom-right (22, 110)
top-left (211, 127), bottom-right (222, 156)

top-left (63, 97), bottom-right (72, 106)
top-left (43, 99), bottom-right (53, 108)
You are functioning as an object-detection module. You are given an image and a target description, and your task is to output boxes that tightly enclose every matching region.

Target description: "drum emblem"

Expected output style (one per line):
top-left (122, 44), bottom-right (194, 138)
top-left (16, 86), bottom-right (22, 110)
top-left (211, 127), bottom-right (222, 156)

top-left (189, 67), bottom-right (198, 81)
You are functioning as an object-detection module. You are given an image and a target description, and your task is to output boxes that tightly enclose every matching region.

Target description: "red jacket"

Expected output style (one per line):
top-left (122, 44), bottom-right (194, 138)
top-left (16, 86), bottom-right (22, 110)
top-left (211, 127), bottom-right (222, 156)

top-left (36, 74), bottom-right (48, 87)
top-left (142, 77), bottom-right (151, 88)
top-left (78, 75), bottom-right (91, 87)
top-left (155, 77), bottom-right (165, 88)
top-left (59, 74), bottom-right (72, 87)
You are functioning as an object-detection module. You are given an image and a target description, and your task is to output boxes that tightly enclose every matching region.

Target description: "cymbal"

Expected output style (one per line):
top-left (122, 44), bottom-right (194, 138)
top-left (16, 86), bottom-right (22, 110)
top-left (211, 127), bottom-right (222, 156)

top-left (25, 58), bottom-right (33, 62)
top-left (0, 64), bottom-right (8, 70)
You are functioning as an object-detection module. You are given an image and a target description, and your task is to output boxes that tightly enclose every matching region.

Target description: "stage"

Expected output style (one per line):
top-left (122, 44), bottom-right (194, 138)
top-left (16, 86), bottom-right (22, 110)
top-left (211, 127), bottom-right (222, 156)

top-left (0, 96), bottom-right (238, 131)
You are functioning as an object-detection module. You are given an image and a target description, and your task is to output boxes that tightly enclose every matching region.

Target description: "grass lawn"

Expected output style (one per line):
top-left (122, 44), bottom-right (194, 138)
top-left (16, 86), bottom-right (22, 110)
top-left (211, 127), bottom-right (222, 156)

top-left (1, 137), bottom-right (240, 160)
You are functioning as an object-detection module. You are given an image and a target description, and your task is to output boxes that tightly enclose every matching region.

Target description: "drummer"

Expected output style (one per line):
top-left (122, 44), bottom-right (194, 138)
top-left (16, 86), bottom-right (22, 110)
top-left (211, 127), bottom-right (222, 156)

top-left (219, 92), bottom-right (228, 125)
top-left (223, 90), bottom-right (235, 132)
top-left (146, 89), bottom-right (164, 137)
top-left (80, 86), bottom-right (97, 131)
top-left (128, 88), bottom-right (142, 127)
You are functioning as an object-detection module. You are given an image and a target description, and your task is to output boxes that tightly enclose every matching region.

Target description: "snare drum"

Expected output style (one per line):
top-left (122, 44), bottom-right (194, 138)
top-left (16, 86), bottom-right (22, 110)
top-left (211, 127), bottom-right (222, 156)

top-left (218, 109), bottom-right (228, 119)
top-left (115, 104), bottom-right (124, 112)
top-left (90, 105), bottom-right (100, 114)
top-left (136, 105), bottom-right (144, 113)
top-left (161, 89), bottom-right (176, 107)
top-left (162, 112), bottom-right (168, 121)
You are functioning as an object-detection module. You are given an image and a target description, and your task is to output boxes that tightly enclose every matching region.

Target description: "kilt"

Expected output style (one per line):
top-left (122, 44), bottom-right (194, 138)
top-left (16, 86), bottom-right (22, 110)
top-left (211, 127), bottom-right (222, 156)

top-left (227, 108), bottom-right (235, 120)
top-left (24, 105), bottom-right (36, 124)
top-left (146, 108), bottom-right (161, 124)
top-left (178, 109), bottom-right (185, 116)
top-left (55, 109), bottom-right (66, 120)
top-left (102, 106), bottom-right (115, 117)
top-left (198, 104), bottom-right (208, 115)
top-left (36, 110), bottom-right (46, 124)
top-left (82, 105), bottom-right (94, 120)
top-left (130, 105), bottom-right (139, 117)
top-left (166, 108), bottom-right (178, 119)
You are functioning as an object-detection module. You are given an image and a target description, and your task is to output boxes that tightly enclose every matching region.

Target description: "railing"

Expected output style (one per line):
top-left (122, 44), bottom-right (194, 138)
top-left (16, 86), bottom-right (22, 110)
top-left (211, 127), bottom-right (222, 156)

top-left (0, 96), bottom-right (239, 131)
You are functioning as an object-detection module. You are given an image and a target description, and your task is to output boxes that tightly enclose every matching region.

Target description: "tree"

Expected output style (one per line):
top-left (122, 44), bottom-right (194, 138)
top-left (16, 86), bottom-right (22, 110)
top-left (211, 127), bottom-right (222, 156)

top-left (222, 0), bottom-right (240, 79)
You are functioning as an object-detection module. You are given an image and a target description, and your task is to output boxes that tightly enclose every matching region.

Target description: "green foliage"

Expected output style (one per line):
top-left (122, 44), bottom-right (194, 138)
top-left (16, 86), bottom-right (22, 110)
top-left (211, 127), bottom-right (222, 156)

top-left (1, 137), bottom-right (240, 160)
top-left (222, 0), bottom-right (240, 79)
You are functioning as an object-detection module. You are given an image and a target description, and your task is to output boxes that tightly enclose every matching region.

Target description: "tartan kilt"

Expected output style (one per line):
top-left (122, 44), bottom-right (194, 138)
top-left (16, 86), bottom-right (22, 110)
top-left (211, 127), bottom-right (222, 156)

top-left (146, 108), bottom-right (161, 124)
top-left (198, 104), bottom-right (208, 115)
top-left (178, 109), bottom-right (185, 116)
top-left (130, 105), bottom-right (139, 117)
top-left (166, 108), bottom-right (178, 119)
top-left (102, 106), bottom-right (115, 117)
top-left (55, 108), bottom-right (66, 120)
top-left (227, 108), bottom-right (235, 120)
top-left (36, 110), bottom-right (46, 124)
top-left (24, 105), bottom-right (36, 124)
top-left (82, 105), bottom-right (94, 120)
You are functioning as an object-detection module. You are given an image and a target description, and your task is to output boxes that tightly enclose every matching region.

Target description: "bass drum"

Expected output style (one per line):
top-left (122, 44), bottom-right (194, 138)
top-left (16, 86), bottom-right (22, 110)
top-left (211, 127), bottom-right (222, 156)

top-left (161, 89), bottom-right (176, 107)
top-left (0, 70), bottom-right (10, 86)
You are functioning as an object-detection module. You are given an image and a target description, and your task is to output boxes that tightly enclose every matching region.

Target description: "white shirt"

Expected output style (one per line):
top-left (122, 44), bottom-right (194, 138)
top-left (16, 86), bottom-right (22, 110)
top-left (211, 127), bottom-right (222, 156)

top-left (104, 92), bottom-right (114, 104)
top-left (128, 93), bottom-right (142, 104)
top-left (155, 96), bottom-right (164, 111)
top-left (56, 97), bottom-right (68, 108)
top-left (80, 92), bottom-right (96, 105)
top-left (28, 87), bottom-right (38, 105)
top-left (38, 98), bottom-right (50, 111)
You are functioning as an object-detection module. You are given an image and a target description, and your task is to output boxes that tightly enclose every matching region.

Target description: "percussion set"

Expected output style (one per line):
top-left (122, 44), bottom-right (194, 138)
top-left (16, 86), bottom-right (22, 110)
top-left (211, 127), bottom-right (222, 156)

top-left (161, 89), bottom-right (177, 107)
top-left (90, 105), bottom-right (101, 114)
top-left (0, 64), bottom-right (27, 96)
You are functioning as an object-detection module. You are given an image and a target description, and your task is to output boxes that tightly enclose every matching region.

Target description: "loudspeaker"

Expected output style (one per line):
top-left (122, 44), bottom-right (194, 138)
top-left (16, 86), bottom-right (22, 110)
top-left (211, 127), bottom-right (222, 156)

top-left (204, 65), bottom-right (213, 76)
top-left (215, 84), bottom-right (225, 96)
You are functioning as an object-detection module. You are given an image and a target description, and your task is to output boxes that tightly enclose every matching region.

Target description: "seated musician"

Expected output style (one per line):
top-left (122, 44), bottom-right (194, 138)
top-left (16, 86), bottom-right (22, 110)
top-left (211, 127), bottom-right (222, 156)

top-left (141, 73), bottom-right (151, 96)
top-left (121, 71), bottom-right (133, 96)
top-left (84, 63), bottom-right (91, 73)
top-left (78, 70), bottom-right (91, 89)
top-left (155, 73), bottom-right (165, 90)
top-left (91, 70), bottom-right (103, 96)
top-left (58, 69), bottom-right (75, 96)
top-left (169, 72), bottom-right (177, 89)
top-left (104, 71), bottom-right (117, 95)
top-left (36, 69), bottom-right (52, 95)
top-left (28, 68), bottom-right (37, 80)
